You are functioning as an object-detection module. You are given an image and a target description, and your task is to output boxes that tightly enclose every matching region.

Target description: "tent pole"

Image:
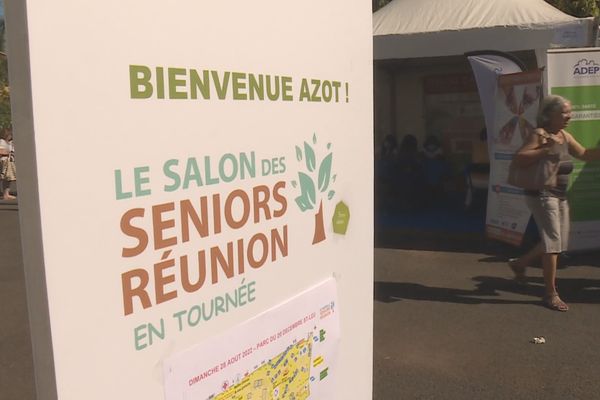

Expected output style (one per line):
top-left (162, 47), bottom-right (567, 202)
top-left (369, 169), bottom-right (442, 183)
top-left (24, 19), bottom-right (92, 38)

top-left (390, 69), bottom-right (397, 137)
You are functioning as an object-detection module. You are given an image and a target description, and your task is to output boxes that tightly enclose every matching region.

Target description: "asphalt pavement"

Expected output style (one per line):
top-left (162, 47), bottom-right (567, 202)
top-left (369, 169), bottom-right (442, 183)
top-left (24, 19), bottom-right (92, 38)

top-left (0, 208), bottom-right (35, 400)
top-left (2, 208), bottom-right (600, 400)
top-left (374, 244), bottom-right (600, 400)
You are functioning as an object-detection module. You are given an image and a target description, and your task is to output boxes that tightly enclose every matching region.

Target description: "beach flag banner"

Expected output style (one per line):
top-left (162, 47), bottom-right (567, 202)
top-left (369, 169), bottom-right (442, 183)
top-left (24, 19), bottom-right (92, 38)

top-left (468, 54), bottom-right (541, 246)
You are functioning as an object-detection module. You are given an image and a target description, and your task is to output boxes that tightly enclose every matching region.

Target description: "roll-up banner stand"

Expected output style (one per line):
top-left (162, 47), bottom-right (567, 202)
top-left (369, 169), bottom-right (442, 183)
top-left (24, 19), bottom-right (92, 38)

top-left (468, 53), bottom-right (542, 247)
top-left (547, 48), bottom-right (600, 252)
top-left (486, 70), bottom-right (542, 246)
top-left (5, 1), bottom-right (374, 399)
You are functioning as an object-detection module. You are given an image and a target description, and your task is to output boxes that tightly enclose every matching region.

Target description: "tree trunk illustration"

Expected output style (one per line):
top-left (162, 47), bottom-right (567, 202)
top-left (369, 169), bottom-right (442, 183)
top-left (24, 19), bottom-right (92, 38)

top-left (312, 200), bottom-right (326, 244)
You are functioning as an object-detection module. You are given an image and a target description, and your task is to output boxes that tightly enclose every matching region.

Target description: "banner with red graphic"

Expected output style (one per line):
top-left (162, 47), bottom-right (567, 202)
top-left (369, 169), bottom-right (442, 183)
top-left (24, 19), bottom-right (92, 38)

top-left (468, 54), bottom-right (542, 246)
top-left (486, 71), bottom-right (542, 245)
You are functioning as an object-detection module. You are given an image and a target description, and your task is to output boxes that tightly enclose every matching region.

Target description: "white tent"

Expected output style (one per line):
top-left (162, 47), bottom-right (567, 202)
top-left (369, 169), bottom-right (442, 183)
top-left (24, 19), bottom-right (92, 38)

top-left (373, 0), bottom-right (594, 60)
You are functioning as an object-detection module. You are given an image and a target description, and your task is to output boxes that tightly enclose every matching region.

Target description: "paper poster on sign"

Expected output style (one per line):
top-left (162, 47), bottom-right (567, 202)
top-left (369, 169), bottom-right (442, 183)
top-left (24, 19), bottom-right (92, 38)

top-left (486, 71), bottom-right (542, 246)
top-left (5, 1), bottom-right (373, 399)
top-left (547, 48), bottom-right (600, 251)
top-left (164, 278), bottom-right (340, 400)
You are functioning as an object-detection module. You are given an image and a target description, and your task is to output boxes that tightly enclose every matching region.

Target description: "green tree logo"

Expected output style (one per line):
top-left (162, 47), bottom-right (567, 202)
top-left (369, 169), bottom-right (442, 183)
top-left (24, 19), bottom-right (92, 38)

top-left (292, 134), bottom-right (336, 244)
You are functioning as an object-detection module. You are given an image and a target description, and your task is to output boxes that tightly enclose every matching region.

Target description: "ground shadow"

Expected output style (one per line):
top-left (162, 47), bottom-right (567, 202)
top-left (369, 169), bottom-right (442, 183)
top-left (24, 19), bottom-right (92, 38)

top-left (478, 251), bottom-right (600, 269)
top-left (375, 223), bottom-right (542, 254)
top-left (474, 276), bottom-right (600, 304)
top-left (375, 275), bottom-right (600, 306)
top-left (561, 251), bottom-right (600, 268)
top-left (374, 279), bottom-right (539, 306)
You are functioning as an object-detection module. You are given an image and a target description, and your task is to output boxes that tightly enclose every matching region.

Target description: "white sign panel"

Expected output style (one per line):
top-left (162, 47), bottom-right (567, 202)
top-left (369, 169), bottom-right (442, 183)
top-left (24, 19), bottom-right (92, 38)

top-left (6, 1), bottom-right (373, 399)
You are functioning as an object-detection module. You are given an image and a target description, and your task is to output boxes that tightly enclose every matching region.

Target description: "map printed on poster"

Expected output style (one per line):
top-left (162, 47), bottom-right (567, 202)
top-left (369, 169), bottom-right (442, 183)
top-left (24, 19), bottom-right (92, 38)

top-left (486, 70), bottom-right (542, 245)
top-left (163, 278), bottom-right (339, 400)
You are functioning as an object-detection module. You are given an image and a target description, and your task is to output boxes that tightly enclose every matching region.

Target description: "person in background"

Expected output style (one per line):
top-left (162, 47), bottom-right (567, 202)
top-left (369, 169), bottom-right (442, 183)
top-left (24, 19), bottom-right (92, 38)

top-left (508, 95), bottom-right (600, 312)
top-left (376, 135), bottom-right (399, 185)
top-left (396, 134), bottom-right (425, 210)
top-left (421, 135), bottom-right (448, 207)
top-left (375, 134), bottom-right (400, 212)
top-left (464, 128), bottom-right (490, 210)
top-left (379, 134), bottom-right (398, 159)
top-left (0, 126), bottom-right (16, 200)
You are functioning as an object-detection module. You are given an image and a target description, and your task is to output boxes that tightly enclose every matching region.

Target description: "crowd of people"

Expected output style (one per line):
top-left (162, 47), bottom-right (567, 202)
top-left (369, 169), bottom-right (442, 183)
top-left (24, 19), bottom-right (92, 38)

top-left (0, 125), bottom-right (16, 200)
top-left (375, 133), bottom-right (450, 212)
top-left (376, 94), bottom-right (600, 313)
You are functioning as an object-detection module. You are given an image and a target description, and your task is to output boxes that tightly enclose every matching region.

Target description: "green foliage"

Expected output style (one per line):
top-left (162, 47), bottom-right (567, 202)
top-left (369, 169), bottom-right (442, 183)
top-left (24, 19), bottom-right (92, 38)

top-left (373, 0), bottom-right (392, 12)
top-left (0, 20), bottom-right (9, 131)
top-left (373, 0), bottom-right (600, 16)
top-left (0, 57), bottom-right (10, 130)
top-left (545, 0), bottom-right (600, 17)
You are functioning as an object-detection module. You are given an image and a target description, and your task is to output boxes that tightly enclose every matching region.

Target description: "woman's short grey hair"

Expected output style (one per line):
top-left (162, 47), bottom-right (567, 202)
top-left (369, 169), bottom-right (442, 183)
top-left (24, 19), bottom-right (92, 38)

top-left (537, 95), bottom-right (569, 128)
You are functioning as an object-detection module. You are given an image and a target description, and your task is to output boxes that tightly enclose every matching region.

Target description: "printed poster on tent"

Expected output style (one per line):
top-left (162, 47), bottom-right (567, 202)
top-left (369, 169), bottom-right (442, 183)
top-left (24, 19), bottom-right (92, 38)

top-left (548, 48), bottom-right (600, 251)
top-left (486, 70), bottom-right (542, 246)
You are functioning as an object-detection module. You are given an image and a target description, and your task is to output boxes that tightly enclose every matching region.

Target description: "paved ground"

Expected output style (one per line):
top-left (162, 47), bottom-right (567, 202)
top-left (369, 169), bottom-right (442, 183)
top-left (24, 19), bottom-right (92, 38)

top-left (2, 208), bottom-right (600, 399)
top-left (0, 208), bottom-right (35, 400)
top-left (374, 245), bottom-right (600, 400)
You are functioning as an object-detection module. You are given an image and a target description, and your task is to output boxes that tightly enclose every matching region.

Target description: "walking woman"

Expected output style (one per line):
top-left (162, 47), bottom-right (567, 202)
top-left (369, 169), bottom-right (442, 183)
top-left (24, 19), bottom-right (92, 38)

top-left (509, 95), bottom-right (600, 311)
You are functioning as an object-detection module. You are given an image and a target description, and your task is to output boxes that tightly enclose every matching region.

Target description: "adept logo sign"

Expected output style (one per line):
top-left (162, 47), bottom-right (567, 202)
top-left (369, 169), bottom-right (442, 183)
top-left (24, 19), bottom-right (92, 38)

top-left (291, 134), bottom-right (336, 244)
top-left (573, 59), bottom-right (600, 76)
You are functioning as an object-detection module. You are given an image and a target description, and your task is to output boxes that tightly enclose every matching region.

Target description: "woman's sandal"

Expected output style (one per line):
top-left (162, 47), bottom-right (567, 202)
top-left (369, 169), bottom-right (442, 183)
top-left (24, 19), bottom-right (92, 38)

top-left (543, 293), bottom-right (569, 312)
top-left (508, 258), bottom-right (527, 284)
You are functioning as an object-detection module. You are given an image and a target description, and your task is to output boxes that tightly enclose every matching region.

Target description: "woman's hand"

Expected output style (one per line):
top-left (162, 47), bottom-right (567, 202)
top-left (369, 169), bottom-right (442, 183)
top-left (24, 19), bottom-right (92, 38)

top-left (513, 129), bottom-right (554, 167)
top-left (565, 131), bottom-right (600, 162)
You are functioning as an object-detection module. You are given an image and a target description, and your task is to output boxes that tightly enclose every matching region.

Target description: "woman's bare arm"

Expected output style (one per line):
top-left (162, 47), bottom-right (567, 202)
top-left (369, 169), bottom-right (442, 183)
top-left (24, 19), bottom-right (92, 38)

top-left (565, 131), bottom-right (600, 162)
top-left (513, 129), bottom-right (553, 167)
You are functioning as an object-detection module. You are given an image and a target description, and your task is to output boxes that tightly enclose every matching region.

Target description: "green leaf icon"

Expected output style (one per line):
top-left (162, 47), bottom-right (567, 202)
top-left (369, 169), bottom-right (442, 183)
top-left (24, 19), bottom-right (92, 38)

top-left (295, 195), bottom-right (311, 212)
top-left (318, 153), bottom-right (333, 192)
top-left (313, 133), bottom-right (317, 144)
top-left (298, 172), bottom-right (316, 208)
top-left (328, 190), bottom-right (335, 200)
top-left (295, 145), bottom-right (303, 162)
top-left (332, 174), bottom-right (337, 183)
top-left (291, 180), bottom-right (297, 188)
top-left (304, 142), bottom-right (316, 172)
top-left (327, 142), bottom-right (332, 150)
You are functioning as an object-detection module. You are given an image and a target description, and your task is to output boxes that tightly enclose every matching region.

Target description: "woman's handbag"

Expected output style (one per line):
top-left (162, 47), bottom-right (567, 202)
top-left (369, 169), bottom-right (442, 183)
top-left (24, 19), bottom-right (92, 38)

top-left (507, 156), bottom-right (559, 190)
top-left (507, 129), bottom-right (562, 190)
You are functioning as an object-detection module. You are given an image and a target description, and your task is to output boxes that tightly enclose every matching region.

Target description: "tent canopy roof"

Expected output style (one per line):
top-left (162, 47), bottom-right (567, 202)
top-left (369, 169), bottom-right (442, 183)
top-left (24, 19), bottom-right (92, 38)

top-left (374, 0), bottom-right (578, 36)
top-left (373, 0), bottom-right (592, 60)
